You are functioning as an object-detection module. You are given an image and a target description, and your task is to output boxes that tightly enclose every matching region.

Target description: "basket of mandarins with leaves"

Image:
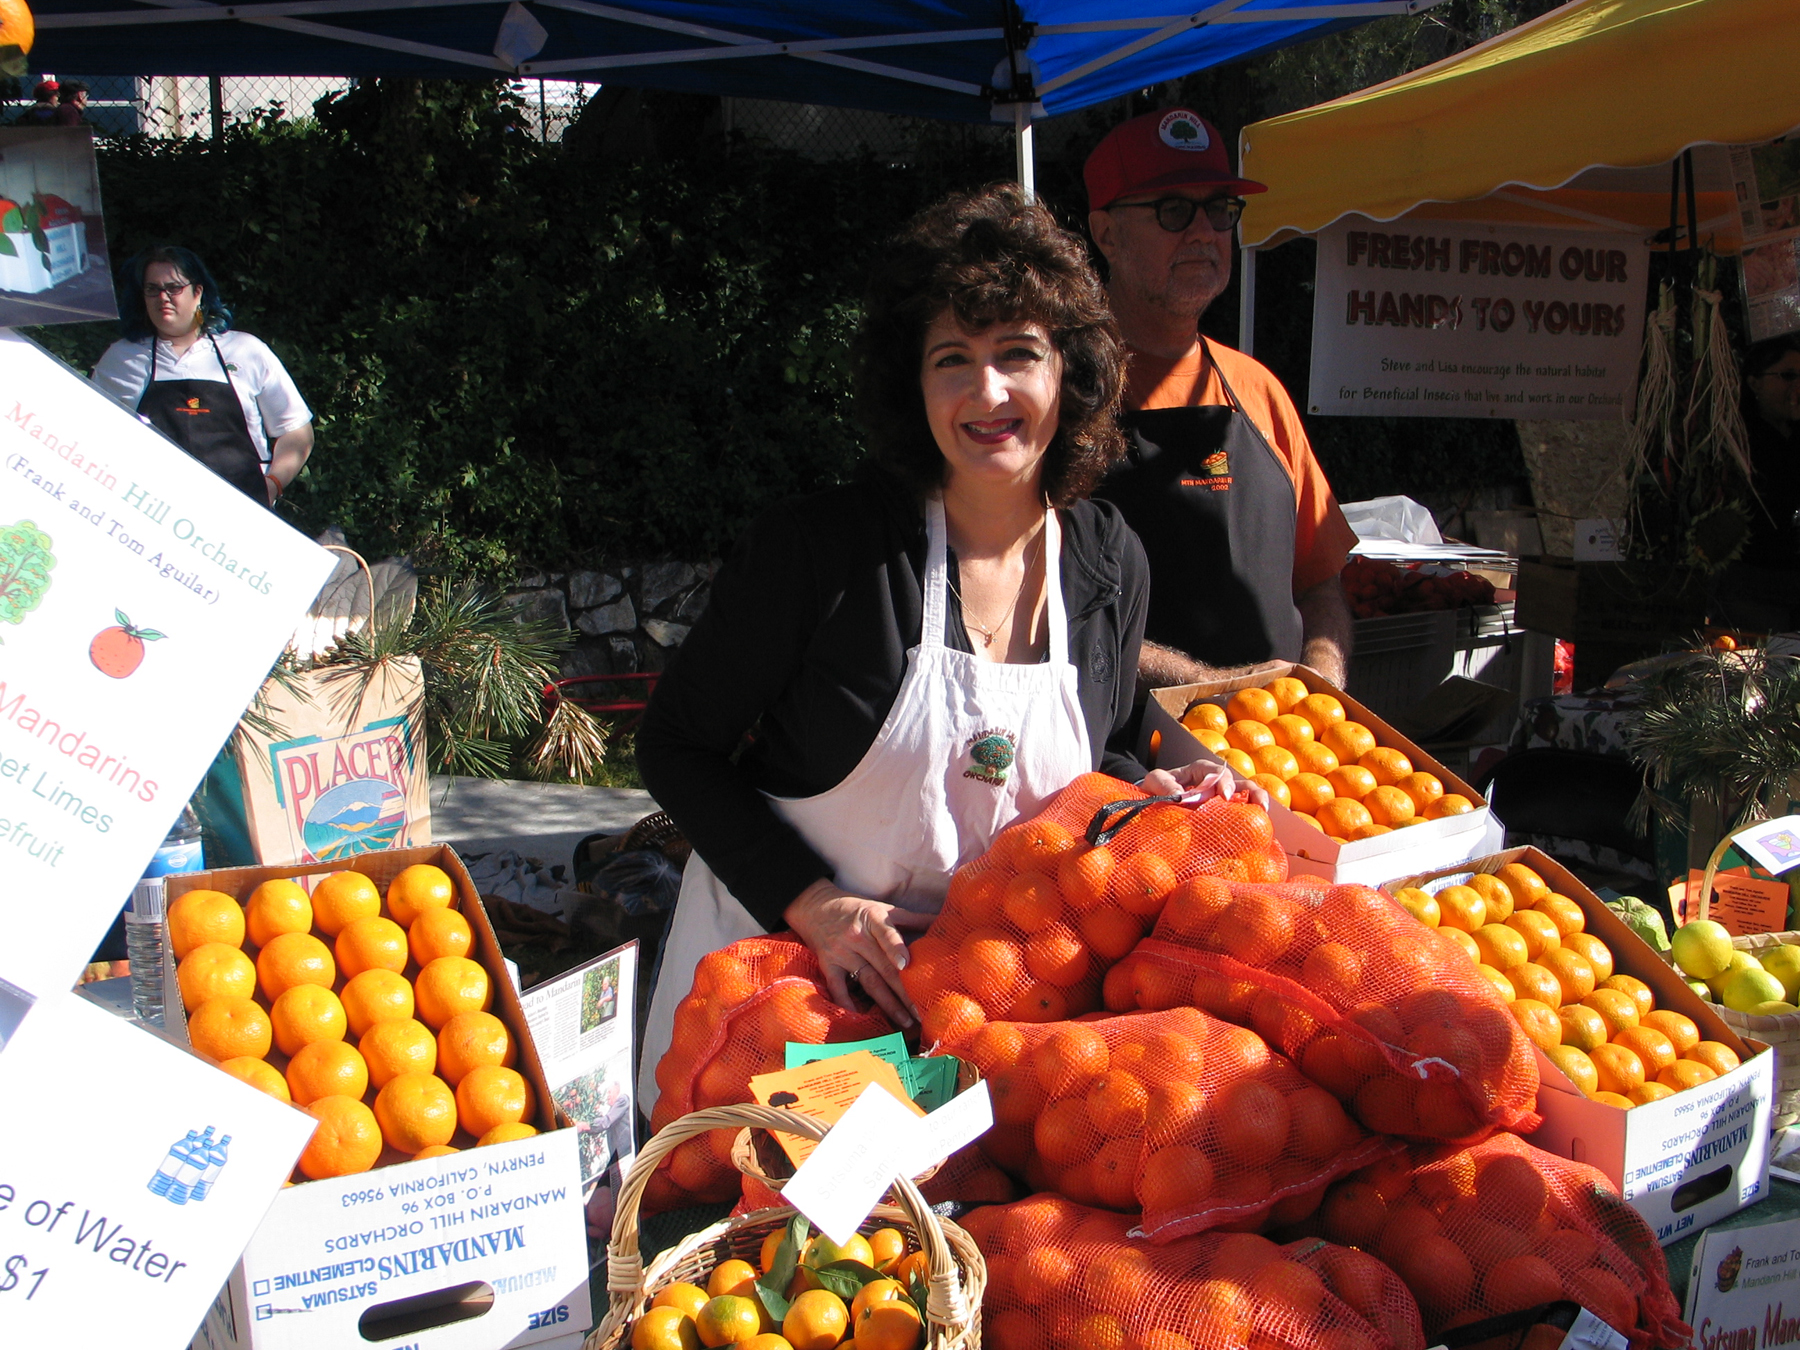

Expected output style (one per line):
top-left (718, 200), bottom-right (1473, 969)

top-left (588, 1102), bottom-right (986, 1350)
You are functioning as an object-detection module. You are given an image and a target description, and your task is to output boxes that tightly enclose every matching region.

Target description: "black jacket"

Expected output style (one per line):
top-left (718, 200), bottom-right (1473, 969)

top-left (637, 474), bottom-right (1151, 930)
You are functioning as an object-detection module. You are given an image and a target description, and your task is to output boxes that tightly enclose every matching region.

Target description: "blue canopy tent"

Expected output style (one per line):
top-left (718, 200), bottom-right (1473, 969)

top-left (29, 0), bottom-right (1445, 185)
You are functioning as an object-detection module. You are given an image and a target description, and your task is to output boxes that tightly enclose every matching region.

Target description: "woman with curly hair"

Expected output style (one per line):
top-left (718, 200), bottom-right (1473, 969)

top-left (92, 245), bottom-right (312, 505)
top-left (636, 183), bottom-right (1204, 1109)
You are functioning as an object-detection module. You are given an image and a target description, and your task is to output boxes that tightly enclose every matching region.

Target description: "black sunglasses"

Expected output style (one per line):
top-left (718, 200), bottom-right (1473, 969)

top-left (1109, 195), bottom-right (1246, 233)
top-left (143, 281), bottom-right (195, 300)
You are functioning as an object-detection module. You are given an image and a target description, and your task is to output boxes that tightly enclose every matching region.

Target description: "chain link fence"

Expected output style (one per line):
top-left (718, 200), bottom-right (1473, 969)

top-left (2, 74), bottom-right (1040, 167)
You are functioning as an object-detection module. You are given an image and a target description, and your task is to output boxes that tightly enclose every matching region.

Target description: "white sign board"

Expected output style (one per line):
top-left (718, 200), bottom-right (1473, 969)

top-left (0, 990), bottom-right (315, 1349)
top-left (1686, 1216), bottom-right (1800, 1347)
top-left (1308, 220), bottom-right (1648, 419)
top-left (0, 331), bottom-right (335, 999)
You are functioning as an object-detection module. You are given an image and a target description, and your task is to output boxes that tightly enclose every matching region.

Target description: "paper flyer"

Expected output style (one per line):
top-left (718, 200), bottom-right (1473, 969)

top-left (0, 989), bottom-right (315, 1349)
top-left (518, 941), bottom-right (637, 1189)
top-left (0, 332), bottom-right (334, 1001)
top-left (1732, 816), bottom-right (1800, 879)
top-left (1730, 140), bottom-right (1800, 341)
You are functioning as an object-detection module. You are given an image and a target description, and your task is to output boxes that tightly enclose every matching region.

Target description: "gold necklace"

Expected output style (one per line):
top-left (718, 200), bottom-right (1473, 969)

top-left (947, 530), bottom-right (1042, 649)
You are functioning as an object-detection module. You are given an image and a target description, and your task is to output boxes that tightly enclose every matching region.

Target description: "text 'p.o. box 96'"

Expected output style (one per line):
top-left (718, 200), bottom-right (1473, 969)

top-left (0, 331), bottom-right (335, 1001)
top-left (0, 990), bottom-right (316, 1349)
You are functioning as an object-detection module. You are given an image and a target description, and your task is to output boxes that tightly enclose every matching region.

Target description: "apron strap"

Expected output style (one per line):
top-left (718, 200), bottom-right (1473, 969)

top-left (922, 496), bottom-right (950, 654)
top-left (1042, 507), bottom-right (1069, 667)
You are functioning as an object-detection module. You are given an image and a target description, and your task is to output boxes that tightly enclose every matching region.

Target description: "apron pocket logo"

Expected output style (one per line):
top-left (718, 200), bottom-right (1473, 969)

top-left (962, 729), bottom-right (1017, 788)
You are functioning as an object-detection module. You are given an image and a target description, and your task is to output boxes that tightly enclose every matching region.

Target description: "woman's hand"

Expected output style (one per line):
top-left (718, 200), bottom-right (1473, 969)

top-left (784, 879), bottom-right (932, 1028)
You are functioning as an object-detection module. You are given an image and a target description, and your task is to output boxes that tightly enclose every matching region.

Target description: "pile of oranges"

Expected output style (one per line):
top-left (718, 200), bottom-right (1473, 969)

top-left (968, 1008), bottom-right (1380, 1238)
top-left (646, 938), bottom-right (895, 1212)
top-left (1179, 678), bottom-right (1475, 841)
top-left (1389, 862), bottom-right (1741, 1109)
top-left (630, 1221), bottom-right (931, 1350)
top-left (168, 864), bottom-right (538, 1180)
top-left (1306, 1132), bottom-right (1685, 1342)
top-left (900, 773), bottom-right (1285, 1045)
top-left (962, 1193), bottom-right (1421, 1350)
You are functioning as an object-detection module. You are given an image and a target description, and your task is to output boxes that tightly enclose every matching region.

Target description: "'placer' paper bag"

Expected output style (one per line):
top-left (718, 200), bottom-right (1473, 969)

top-left (235, 658), bottom-right (431, 866)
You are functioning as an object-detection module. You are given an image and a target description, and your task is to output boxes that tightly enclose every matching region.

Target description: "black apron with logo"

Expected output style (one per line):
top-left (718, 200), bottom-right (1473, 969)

top-left (1097, 339), bottom-right (1304, 666)
top-left (136, 336), bottom-right (267, 503)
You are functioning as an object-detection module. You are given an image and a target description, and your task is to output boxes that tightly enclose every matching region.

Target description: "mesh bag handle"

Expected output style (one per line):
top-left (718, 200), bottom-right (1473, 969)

top-left (606, 1102), bottom-right (971, 1331)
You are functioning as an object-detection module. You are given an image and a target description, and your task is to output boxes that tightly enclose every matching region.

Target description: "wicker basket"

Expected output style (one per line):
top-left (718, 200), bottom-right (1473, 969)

top-left (1678, 828), bottom-right (1800, 1129)
top-left (585, 1103), bottom-right (985, 1350)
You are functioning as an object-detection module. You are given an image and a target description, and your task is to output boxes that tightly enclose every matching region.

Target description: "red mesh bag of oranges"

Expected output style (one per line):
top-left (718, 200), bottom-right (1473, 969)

top-left (1113, 876), bottom-right (1542, 1144)
top-left (1175, 676), bottom-right (1477, 840)
top-left (644, 936), bottom-right (892, 1212)
top-left (901, 771), bottom-right (1287, 1049)
top-left (962, 1192), bottom-right (1425, 1350)
top-left (964, 1008), bottom-right (1394, 1240)
top-left (1301, 1133), bottom-right (1687, 1349)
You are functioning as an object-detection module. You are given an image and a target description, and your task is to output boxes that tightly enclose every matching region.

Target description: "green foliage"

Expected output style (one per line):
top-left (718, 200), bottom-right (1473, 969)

top-left (35, 81), bottom-right (991, 579)
top-left (333, 575), bottom-right (604, 779)
top-left (0, 519), bottom-right (55, 627)
top-left (1629, 647), bottom-right (1800, 835)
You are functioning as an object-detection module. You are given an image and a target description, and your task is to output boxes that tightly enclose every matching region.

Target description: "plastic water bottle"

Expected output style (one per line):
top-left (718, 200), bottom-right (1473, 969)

top-left (124, 879), bottom-right (167, 1028)
top-left (148, 1130), bottom-right (201, 1201)
top-left (126, 805), bottom-right (204, 1028)
top-left (191, 1133), bottom-right (230, 1202)
top-left (146, 805), bottom-right (204, 878)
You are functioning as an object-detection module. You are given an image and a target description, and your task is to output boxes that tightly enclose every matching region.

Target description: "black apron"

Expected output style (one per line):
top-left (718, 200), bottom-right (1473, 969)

top-left (1096, 338), bottom-right (1304, 666)
top-left (137, 336), bottom-right (267, 503)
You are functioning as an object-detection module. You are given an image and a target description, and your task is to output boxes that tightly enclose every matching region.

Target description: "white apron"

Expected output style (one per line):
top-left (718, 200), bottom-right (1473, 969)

top-left (638, 497), bottom-right (1093, 1113)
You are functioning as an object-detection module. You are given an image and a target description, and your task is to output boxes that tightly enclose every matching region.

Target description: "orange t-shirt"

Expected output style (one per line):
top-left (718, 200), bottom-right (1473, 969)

top-left (1125, 340), bottom-right (1358, 597)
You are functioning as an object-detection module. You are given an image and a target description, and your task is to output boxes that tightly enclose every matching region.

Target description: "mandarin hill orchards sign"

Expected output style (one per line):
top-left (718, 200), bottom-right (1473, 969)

top-left (1308, 220), bottom-right (1649, 419)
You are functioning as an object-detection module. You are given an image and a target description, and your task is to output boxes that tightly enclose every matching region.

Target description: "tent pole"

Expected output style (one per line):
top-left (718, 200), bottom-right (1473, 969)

top-left (1013, 104), bottom-right (1035, 197)
top-left (1238, 244), bottom-right (1256, 357)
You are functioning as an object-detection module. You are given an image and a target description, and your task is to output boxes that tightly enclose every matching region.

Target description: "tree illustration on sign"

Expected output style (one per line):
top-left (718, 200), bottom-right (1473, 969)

top-left (91, 610), bottom-right (167, 678)
top-left (1168, 119), bottom-right (1198, 143)
top-left (0, 519), bottom-right (55, 643)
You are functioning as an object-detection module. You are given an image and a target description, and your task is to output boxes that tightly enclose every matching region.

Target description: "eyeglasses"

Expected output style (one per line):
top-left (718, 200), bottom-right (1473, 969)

top-left (1108, 195), bottom-right (1246, 233)
top-left (1756, 369), bottom-right (1800, 383)
top-left (143, 281), bottom-right (193, 300)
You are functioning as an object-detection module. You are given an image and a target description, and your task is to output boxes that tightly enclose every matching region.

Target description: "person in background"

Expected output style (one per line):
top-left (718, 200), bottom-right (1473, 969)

top-left (1730, 333), bottom-right (1800, 626)
top-left (15, 80), bottom-right (58, 126)
top-left (52, 81), bottom-right (88, 126)
top-left (1085, 107), bottom-right (1357, 688)
top-left (92, 245), bottom-right (313, 505)
top-left (634, 183), bottom-right (1218, 1116)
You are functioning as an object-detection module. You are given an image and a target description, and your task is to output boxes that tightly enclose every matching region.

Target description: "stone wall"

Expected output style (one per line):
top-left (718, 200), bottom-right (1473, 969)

top-left (504, 561), bottom-right (718, 678)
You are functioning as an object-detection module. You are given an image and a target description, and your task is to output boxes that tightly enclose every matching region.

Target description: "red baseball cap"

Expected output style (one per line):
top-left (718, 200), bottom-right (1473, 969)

top-left (1084, 107), bottom-right (1266, 212)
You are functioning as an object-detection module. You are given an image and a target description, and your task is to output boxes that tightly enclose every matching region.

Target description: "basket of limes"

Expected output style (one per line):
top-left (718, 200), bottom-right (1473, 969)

top-left (586, 1102), bottom-right (985, 1350)
top-left (1666, 841), bottom-right (1800, 1129)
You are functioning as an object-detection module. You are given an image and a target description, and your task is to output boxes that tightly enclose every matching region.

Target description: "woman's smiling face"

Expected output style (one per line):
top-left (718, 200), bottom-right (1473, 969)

top-left (919, 312), bottom-right (1063, 494)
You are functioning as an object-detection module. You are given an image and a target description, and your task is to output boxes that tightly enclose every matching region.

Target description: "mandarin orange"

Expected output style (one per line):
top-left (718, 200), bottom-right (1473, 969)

top-left (310, 870), bottom-right (382, 937)
top-left (245, 879), bottom-right (312, 948)
top-left (167, 889), bottom-right (245, 960)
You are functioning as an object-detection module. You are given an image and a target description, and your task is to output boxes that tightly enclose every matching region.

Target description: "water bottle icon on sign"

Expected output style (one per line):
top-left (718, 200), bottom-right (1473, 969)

top-left (148, 1126), bottom-right (221, 1205)
top-left (191, 1134), bottom-right (231, 1201)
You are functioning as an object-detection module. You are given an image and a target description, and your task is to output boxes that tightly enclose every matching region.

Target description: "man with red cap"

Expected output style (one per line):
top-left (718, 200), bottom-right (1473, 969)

top-left (15, 81), bottom-right (59, 127)
top-left (1087, 107), bottom-right (1355, 687)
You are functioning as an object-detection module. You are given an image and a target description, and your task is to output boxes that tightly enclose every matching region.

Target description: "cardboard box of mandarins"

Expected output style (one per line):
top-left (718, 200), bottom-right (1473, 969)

top-left (1388, 846), bottom-right (1774, 1245)
top-left (1139, 662), bottom-right (1501, 884)
top-left (164, 844), bottom-right (591, 1350)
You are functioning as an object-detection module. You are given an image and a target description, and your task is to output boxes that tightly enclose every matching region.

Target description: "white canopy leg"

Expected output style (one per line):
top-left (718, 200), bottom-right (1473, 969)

top-left (1014, 103), bottom-right (1035, 198)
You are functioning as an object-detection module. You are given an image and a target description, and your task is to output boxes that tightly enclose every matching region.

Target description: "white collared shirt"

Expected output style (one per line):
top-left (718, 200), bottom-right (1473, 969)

top-left (92, 331), bottom-right (312, 465)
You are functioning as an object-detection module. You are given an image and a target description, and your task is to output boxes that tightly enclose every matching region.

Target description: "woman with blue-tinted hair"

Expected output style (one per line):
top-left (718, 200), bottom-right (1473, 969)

top-left (91, 245), bottom-right (313, 505)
